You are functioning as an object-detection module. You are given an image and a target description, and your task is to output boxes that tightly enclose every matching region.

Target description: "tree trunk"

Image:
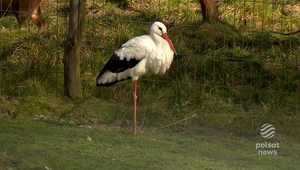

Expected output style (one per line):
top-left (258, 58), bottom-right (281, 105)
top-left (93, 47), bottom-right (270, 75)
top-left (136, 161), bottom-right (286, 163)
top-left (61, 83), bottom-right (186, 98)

top-left (63, 0), bottom-right (86, 98)
top-left (200, 0), bottom-right (218, 23)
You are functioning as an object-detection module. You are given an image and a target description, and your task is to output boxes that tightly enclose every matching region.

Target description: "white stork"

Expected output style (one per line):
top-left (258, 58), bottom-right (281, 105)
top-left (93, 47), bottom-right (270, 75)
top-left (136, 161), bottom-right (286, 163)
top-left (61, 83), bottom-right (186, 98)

top-left (96, 21), bottom-right (177, 135)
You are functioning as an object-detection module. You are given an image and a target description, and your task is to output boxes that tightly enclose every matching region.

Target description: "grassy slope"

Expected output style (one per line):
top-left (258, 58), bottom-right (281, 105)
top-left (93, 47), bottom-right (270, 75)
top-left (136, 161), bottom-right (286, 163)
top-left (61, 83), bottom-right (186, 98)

top-left (0, 1), bottom-right (300, 169)
top-left (0, 119), bottom-right (299, 170)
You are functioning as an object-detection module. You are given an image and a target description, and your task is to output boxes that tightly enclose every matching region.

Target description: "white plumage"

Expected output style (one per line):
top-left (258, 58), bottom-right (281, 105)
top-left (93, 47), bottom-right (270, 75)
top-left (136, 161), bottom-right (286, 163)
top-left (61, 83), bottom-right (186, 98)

top-left (96, 21), bottom-right (176, 86)
top-left (96, 21), bottom-right (177, 134)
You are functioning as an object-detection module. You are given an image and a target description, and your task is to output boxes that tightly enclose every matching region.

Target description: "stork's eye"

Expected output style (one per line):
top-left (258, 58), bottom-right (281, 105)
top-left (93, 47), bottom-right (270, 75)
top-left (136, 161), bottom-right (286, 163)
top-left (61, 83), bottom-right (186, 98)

top-left (158, 27), bottom-right (163, 32)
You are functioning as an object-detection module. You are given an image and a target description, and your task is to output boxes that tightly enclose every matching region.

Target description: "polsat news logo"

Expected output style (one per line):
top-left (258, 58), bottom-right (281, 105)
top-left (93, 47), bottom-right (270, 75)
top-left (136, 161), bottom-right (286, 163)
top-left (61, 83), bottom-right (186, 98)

top-left (256, 123), bottom-right (279, 155)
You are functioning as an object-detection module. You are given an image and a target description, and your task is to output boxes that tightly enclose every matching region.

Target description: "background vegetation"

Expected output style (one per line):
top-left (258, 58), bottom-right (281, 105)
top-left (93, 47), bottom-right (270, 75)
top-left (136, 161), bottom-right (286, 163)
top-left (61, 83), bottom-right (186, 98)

top-left (0, 0), bottom-right (299, 138)
top-left (0, 0), bottom-right (300, 169)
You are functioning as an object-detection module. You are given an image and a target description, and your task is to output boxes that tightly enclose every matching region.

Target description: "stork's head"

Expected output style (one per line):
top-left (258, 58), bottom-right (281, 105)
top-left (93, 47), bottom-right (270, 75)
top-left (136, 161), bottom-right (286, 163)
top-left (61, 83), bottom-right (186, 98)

top-left (150, 21), bottom-right (177, 55)
top-left (150, 21), bottom-right (168, 36)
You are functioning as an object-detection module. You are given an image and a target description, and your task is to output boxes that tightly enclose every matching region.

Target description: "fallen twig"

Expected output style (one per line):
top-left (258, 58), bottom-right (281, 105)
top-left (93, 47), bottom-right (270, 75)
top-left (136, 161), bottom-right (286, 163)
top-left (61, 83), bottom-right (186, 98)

top-left (160, 114), bottom-right (198, 129)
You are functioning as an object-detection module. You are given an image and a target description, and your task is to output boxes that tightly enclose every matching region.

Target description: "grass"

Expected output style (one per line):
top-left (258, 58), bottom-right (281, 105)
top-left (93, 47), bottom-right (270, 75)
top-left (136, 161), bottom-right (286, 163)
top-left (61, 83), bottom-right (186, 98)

top-left (0, 1), bottom-right (299, 115)
top-left (0, 119), bottom-right (300, 170)
top-left (0, 0), bottom-right (299, 131)
top-left (0, 0), bottom-right (300, 168)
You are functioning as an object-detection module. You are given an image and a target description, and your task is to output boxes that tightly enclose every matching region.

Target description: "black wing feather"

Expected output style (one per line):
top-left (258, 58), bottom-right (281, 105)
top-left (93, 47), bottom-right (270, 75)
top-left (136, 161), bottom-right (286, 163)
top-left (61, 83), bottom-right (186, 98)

top-left (96, 53), bottom-right (141, 87)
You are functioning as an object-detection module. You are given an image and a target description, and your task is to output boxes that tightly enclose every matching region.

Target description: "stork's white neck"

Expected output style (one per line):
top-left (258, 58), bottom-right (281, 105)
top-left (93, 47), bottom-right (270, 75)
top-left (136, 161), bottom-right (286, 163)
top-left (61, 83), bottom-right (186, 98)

top-left (150, 32), bottom-right (164, 45)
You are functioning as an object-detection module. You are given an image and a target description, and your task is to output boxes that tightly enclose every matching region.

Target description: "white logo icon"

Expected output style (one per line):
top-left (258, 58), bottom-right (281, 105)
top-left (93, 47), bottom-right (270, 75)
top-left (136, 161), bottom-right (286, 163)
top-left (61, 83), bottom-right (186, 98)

top-left (260, 123), bottom-right (276, 139)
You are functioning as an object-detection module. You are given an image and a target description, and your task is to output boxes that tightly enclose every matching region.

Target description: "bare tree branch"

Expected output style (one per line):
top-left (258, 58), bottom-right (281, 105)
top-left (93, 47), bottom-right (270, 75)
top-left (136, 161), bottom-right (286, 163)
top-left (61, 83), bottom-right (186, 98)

top-left (270, 30), bottom-right (300, 36)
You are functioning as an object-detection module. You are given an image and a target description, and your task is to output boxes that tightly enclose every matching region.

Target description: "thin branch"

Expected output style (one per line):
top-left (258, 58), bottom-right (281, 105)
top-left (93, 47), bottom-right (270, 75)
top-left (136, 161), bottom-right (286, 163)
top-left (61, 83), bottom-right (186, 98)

top-left (160, 114), bottom-right (198, 129)
top-left (270, 30), bottom-right (300, 35)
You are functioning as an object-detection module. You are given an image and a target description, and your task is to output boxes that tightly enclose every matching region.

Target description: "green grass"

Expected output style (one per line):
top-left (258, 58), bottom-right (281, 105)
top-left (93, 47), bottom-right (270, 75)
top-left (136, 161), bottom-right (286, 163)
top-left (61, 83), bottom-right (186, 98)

top-left (1, 0), bottom-right (300, 137)
top-left (0, 1), bottom-right (300, 168)
top-left (0, 119), bottom-right (299, 170)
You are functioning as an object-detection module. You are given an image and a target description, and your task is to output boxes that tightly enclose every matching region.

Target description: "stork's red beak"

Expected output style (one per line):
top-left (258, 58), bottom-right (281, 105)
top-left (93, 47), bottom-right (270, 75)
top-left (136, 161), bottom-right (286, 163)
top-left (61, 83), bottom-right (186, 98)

top-left (162, 33), bottom-right (177, 55)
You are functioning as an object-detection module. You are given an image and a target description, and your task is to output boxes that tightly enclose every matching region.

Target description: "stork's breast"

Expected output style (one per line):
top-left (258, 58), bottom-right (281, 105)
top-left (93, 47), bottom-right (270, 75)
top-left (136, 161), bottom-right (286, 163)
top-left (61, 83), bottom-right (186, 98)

top-left (147, 50), bottom-right (174, 75)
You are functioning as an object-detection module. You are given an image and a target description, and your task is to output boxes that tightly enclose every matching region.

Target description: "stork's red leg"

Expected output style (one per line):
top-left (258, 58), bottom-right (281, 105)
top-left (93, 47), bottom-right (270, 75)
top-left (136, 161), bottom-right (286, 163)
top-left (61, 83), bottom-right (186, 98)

top-left (133, 80), bottom-right (138, 135)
